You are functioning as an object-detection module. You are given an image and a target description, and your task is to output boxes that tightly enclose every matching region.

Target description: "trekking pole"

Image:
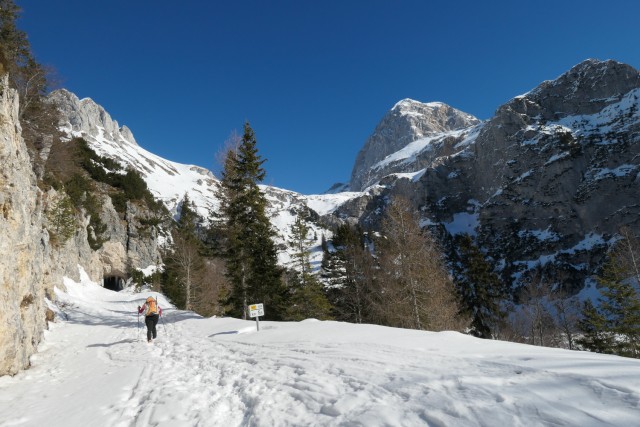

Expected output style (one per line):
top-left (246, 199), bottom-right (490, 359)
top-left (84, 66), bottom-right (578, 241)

top-left (137, 310), bottom-right (140, 341)
top-left (160, 312), bottom-right (168, 334)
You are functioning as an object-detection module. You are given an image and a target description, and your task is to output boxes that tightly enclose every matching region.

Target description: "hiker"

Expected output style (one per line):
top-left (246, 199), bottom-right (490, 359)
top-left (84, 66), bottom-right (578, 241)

top-left (138, 296), bottom-right (162, 343)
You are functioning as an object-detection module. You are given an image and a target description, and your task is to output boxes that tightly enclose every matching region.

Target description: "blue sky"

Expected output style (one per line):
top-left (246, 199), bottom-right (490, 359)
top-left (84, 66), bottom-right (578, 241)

top-left (17, 0), bottom-right (640, 194)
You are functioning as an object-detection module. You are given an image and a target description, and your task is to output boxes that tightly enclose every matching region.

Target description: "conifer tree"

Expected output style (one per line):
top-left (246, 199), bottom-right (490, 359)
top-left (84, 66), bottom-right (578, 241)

top-left (177, 193), bottom-right (201, 237)
top-left (595, 256), bottom-right (640, 357)
top-left (453, 234), bottom-right (508, 338)
top-left (576, 236), bottom-right (640, 357)
top-left (0, 0), bottom-right (60, 165)
top-left (324, 224), bottom-right (374, 323)
top-left (0, 0), bottom-right (53, 119)
top-left (285, 216), bottom-right (332, 321)
top-left (46, 190), bottom-right (76, 245)
top-left (577, 299), bottom-right (613, 354)
top-left (217, 122), bottom-right (285, 320)
top-left (289, 216), bottom-right (313, 280)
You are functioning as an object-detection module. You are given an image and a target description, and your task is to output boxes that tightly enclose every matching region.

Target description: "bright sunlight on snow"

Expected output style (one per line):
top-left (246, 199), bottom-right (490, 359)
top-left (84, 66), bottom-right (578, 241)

top-left (0, 269), bottom-right (639, 427)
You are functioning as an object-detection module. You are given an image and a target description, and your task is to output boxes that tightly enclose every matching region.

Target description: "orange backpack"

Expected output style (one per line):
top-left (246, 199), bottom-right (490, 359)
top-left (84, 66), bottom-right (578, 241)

top-left (145, 297), bottom-right (158, 315)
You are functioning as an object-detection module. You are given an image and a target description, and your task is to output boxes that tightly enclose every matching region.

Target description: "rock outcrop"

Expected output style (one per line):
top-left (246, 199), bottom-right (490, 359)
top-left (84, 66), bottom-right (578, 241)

top-left (48, 89), bottom-right (219, 221)
top-left (0, 73), bottom-right (48, 375)
top-left (50, 89), bottom-right (137, 147)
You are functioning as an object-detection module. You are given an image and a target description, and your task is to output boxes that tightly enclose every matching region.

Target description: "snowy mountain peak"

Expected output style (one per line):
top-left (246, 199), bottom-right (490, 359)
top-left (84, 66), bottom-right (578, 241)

top-left (391, 98), bottom-right (468, 118)
top-left (388, 98), bottom-right (478, 128)
top-left (49, 89), bottom-right (138, 147)
top-left (48, 89), bottom-right (221, 220)
top-left (350, 99), bottom-right (479, 191)
top-left (392, 98), bottom-right (445, 110)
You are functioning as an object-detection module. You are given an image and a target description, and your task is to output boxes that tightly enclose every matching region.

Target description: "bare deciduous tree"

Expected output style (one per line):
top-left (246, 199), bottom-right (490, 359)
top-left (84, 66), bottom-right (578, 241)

top-left (551, 290), bottom-right (580, 350)
top-left (615, 226), bottom-right (640, 284)
top-left (510, 273), bottom-right (580, 350)
top-left (375, 196), bottom-right (464, 331)
top-left (191, 257), bottom-right (229, 317)
top-left (517, 276), bottom-right (557, 347)
top-left (166, 231), bottom-right (202, 311)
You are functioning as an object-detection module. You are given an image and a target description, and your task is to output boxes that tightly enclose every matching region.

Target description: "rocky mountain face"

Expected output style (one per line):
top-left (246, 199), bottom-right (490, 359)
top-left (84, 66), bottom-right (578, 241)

top-left (0, 73), bottom-right (49, 375)
top-left (453, 59), bottom-right (640, 291)
top-left (49, 89), bottom-right (220, 219)
top-left (45, 90), bottom-right (165, 278)
top-left (0, 79), bottom-right (164, 376)
top-left (50, 89), bottom-right (138, 147)
top-left (48, 90), bottom-right (337, 270)
top-left (337, 59), bottom-right (640, 293)
top-left (350, 99), bottom-right (480, 191)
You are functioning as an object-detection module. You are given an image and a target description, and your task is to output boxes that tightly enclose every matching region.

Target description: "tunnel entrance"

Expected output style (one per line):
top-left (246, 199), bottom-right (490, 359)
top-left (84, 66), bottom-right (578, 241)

top-left (103, 276), bottom-right (126, 292)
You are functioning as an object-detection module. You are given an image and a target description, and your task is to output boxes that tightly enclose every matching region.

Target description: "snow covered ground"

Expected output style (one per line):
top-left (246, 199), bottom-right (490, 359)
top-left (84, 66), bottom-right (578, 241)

top-left (1, 271), bottom-right (639, 427)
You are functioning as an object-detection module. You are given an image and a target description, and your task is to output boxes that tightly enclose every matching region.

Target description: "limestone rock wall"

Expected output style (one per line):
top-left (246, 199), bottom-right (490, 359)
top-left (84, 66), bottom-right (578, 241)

top-left (49, 89), bottom-right (137, 147)
top-left (0, 74), bottom-right (48, 375)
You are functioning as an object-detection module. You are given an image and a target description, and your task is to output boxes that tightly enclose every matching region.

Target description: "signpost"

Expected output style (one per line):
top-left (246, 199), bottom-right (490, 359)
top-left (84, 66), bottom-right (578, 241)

top-left (248, 303), bottom-right (264, 331)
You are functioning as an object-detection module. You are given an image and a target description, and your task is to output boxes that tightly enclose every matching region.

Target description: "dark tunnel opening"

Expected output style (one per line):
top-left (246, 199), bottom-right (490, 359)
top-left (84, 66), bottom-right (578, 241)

top-left (103, 276), bottom-right (126, 292)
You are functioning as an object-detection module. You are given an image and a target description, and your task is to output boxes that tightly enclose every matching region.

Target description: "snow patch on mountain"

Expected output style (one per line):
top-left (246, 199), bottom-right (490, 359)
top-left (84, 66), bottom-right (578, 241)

top-left (444, 212), bottom-right (479, 236)
top-left (305, 191), bottom-right (365, 216)
top-left (557, 87), bottom-right (640, 134)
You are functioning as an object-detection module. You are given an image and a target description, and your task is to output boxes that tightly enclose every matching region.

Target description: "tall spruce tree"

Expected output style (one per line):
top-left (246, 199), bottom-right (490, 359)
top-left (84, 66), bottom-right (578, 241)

top-left (285, 216), bottom-right (332, 321)
top-left (323, 224), bottom-right (374, 323)
top-left (289, 216), bottom-right (313, 281)
top-left (577, 237), bottom-right (640, 358)
top-left (453, 234), bottom-right (508, 338)
top-left (577, 299), bottom-right (614, 354)
top-left (217, 122), bottom-right (285, 320)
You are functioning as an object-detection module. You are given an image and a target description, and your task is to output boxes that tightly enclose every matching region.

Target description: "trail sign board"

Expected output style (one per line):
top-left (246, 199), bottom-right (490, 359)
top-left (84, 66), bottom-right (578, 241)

top-left (249, 303), bottom-right (264, 318)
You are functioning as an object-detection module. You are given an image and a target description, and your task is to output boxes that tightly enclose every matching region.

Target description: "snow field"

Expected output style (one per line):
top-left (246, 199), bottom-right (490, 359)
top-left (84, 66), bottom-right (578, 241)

top-left (0, 269), bottom-right (639, 426)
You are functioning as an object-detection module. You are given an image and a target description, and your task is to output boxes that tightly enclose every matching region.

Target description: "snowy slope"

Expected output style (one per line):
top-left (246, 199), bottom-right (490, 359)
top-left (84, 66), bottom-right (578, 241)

top-left (1, 270), bottom-right (639, 427)
top-left (60, 120), bottom-right (220, 221)
top-left (261, 186), bottom-right (363, 267)
top-left (50, 89), bottom-right (365, 270)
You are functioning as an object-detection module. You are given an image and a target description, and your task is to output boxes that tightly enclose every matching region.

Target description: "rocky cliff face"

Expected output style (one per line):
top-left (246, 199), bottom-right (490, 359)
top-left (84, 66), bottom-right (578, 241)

top-left (0, 78), bottom-right (165, 376)
top-left (350, 99), bottom-right (480, 191)
top-left (0, 74), bottom-right (49, 375)
top-left (456, 59), bottom-right (640, 291)
top-left (339, 59), bottom-right (640, 293)
top-left (50, 89), bottom-right (137, 147)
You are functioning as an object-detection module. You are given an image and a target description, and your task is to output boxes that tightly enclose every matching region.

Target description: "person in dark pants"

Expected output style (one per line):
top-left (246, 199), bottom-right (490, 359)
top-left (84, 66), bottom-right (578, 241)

top-left (138, 296), bottom-right (162, 343)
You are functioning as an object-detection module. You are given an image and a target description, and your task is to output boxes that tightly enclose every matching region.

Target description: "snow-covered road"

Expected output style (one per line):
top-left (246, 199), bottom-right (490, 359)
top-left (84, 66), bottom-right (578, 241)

top-left (1, 270), bottom-right (639, 426)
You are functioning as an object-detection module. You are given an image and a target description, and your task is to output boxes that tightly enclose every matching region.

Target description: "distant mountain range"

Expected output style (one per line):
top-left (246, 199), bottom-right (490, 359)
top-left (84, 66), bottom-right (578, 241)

top-left (50, 58), bottom-right (640, 294)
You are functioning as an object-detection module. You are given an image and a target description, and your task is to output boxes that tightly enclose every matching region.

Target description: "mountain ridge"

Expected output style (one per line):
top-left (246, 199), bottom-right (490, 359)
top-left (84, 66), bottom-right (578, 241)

top-left (336, 58), bottom-right (640, 294)
top-left (49, 58), bottom-right (640, 297)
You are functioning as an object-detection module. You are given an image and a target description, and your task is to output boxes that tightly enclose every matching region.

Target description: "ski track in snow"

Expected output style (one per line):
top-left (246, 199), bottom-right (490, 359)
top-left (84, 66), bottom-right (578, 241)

top-left (1, 276), bottom-right (640, 426)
